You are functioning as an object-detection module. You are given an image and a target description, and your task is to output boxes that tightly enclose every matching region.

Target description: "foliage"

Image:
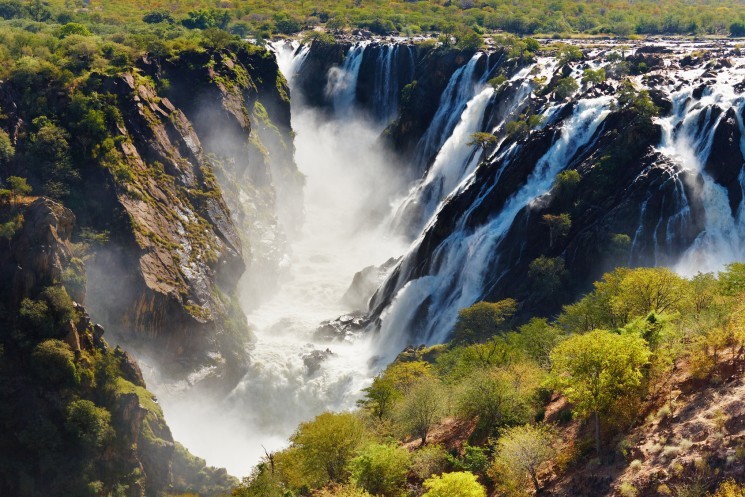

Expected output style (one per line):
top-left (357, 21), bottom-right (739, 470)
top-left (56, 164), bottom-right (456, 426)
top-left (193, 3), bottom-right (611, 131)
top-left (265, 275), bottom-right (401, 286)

top-left (542, 213), bottom-right (571, 247)
top-left (0, 129), bottom-right (14, 165)
top-left (491, 424), bottom-right (557, 493)
top-left (456, 363), bottom-right (542, 436)
top-left (422, 471), bottom-right (486, 497)
top-left (555, 77), bottom-right (579, 100)
top-left (349, 443), bottom-right (410, 496)
top-left (65, 399), bottom-right (114, 448)
top-left (467, 132), bottom-right (497, 154)
top-left (411, 444), bottom-right (449, 480)
top-left (358, 375), bottom-right (399, 420)
top-left (396, 377), bottom-right (445, 445)
top-left (551, 330), bottom-right (651, 453)
top-left (582, 68), bottom-right (606, 85)
top-left (452, 299), bottom-right (517, 345)
top-left (31, 339), bottom-right (79, 385)
top-left (616, 79), bottom-right (659, 120)
top-left (290, 412), bottom-right (368, 486)
top-left (708, 480), bottom-right (745, 497)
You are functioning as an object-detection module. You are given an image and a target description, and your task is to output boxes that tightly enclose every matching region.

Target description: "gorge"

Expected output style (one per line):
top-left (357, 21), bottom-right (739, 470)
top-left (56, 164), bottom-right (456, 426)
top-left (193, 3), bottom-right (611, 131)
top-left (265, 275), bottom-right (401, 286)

top-left (143, 38), bottom-right (745, 477)
top-left (2, 22), bottom-right (745, 495)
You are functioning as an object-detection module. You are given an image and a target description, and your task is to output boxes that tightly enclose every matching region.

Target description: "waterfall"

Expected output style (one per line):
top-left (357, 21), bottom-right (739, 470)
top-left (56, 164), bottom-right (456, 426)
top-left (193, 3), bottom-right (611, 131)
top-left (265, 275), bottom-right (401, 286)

top-left (413, 53), bottom-right (484, 171)
top-left (390, 86), bottom-right (494, 235)
top-left (327, 43), bottom-right (367, 117)
top-left (656, 84), bottom-right (745, 274)
top-left (374, 96), bottom-right (613, 357)
top-left (155, 42), bottom-right (407, 477)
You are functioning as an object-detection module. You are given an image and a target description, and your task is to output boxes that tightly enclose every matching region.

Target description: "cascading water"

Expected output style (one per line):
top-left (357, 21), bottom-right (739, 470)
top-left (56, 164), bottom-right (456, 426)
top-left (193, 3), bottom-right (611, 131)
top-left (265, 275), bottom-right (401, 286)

top-left (327, 43), bottom-right (367, 117)
top-left (412, 54), bottom-right (485, 171)
top-left (144, 39), bottom-right (745, 480)
top-left (148, 42), bottom-right (407, 476)
top-left (374, 96), bottom-right (613, 358)
top-left (654, 72), bottom-right (745, 274)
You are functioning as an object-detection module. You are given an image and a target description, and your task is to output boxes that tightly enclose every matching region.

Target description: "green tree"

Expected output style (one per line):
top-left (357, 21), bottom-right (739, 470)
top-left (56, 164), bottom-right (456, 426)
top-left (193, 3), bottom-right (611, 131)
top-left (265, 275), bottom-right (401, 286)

top-left (6, 176), bottom-right (31, 207)
top-left (396, 378), bottom-right (445, 446)
top-left (59, 22), bottom-right (91, 38)
top-left (0, 129), bottom-right (14, 165)
top-left (550, 330), bottom-right (651, 456)
top-left (468, 132), bottom-right (497, 160)
top-left (542, 213), bottom-right (571, 247)
top-left (582, 68), bottom-right (606, 85)
top-left (491, 424), bottom-right (557, 493)
top-left (290, 412), bottom-right (368, 486)
top-left (422, 471), bottom-right (486, 497)
top-left (358, 375), bottom-right (399, 420)
top-left (452, 299), bottom-right (517, 345)
top-left (349, 443), bottom-right (410, 496)
top-left (555, 77), bottom-right (579, 100)
top-left (457, 363), bottom-right (542, 436)
top-left (528, 256), bottom-right (568, 303)
top-left (65, 399), bottom-right (114, 448)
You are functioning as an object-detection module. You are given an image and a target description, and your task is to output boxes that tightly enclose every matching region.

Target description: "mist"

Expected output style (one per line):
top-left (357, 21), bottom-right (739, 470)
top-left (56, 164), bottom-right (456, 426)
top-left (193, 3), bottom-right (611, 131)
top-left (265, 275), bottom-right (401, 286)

top-left (142, 57), bottom-right (409, 476)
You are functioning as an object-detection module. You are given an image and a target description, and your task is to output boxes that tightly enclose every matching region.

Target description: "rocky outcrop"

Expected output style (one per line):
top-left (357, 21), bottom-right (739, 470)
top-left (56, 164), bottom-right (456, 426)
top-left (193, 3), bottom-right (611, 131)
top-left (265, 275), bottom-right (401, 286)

top-left (152, 45), bottom-right (303, 308)
top-left (82, 70), bottom-right (251, 389)
top-left (0, 198), bottom-right (76, 304)
top-left (0, 197), bottom-right (235, 497)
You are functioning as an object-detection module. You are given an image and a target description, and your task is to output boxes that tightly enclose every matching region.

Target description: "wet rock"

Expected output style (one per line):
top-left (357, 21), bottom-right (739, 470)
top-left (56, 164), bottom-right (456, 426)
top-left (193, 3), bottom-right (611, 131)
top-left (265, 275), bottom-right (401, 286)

top-left (302, 348), bottom-right (335, 375)
top-left (342, 257), bottom-right (399, 310)
top-left (315, 312), bottom-right (370, 342)
top-left (705, 107), bottom-right (744, 215)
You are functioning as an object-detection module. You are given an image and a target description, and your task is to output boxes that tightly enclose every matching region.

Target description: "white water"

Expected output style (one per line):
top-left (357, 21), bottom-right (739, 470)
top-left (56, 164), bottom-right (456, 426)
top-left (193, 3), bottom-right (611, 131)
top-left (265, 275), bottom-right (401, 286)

top-left (653, 70), bottom-right (745, 274)
top-left (149, 42), bottom-right (407, 477)
top-left (413, 53), bottom-right (484, 171)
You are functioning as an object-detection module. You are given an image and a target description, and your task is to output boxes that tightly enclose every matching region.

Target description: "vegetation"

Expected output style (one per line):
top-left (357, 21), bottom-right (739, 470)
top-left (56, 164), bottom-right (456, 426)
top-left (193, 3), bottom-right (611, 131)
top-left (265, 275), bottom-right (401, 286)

top-left (234, 263), bottom-right (745, 497)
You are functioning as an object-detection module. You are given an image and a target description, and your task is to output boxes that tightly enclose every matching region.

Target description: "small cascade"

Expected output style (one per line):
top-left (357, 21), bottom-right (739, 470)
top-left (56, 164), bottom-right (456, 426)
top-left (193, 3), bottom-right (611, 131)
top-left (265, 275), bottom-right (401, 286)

top-left (655, 84), bottom-right (745, 274)
top-left (374, 96), bottom-right (613, 358)
top-left (367, 44), bottom-right (416, 124)
top-left (273, 41), bottom-right (310, 86)
top-left (389, 86), bottom-right (494, 236)
top-left (412, 54), bottom-right (484, 171)
top-left (327, 43), bottom-right (367, 117)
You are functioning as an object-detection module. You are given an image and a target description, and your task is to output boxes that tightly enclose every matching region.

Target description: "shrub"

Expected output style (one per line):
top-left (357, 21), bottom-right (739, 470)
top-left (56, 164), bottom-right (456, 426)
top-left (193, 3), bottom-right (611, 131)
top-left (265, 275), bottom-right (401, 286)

top-left (491, 424), bottom-right (557, 493)
top-left (411, 445), bottom-right (448, 480)
top-left (396, 378), bottom-right (445, 445)
top-left (65, 399), bottom-right (114, 447)
top-left (349, 443), bottom-right (410, 496)
top-left (422, 471), bottom-right (486, 497)
top-left (619, 482), bottom-right (638, 497)
top-left (290, 412), bottom-right (368, 486)
top-left (31, 339), bottom-right (79, 385)
top-left (555, 77), bottom-right (579, 100)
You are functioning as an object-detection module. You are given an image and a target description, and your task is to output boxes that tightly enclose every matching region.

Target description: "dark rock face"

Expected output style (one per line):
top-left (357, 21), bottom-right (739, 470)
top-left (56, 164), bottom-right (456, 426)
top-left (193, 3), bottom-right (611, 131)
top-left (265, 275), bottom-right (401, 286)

top-left (342, 257), bottom-right (399, 310)
top-left (294, 41), bottom-right (350, 108)
top-left (0, 198), bottom-right (75, 305)
top-left (82, 70), bottom-right (250, 389)
top-left (705, 107), bottom-right (744, 215)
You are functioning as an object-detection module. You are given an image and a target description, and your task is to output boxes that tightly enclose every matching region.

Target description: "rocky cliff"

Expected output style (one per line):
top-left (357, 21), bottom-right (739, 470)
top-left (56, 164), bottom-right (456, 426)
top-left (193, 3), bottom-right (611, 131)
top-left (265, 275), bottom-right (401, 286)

top-left (0, 41), bottom-right (300, 390)
top-left (0, 198), bottom-right (235, 496)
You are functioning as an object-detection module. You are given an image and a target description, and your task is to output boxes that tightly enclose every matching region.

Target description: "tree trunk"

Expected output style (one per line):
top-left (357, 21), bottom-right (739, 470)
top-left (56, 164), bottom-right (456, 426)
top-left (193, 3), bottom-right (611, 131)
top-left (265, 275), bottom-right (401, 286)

top-left (530, 468), bottom-right (541, 493)
top-left (594, 411), bottom-right (601, 457)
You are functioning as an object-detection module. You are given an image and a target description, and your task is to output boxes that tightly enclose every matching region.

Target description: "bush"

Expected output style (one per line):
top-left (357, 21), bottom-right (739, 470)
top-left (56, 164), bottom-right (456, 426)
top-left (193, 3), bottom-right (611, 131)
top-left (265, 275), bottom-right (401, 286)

top-left (491, 424), bottom-right (557, 493)
top-left (411, 445), bottom-right (448, 480)
top-left (349, 443), bottom-right (410, 496)
top-left (422, 471), bottom-right (486, 497)
top-left (65, 399), bottom-right (113, 448)
top-left (555, 77), bottom-right (579, 100)
top-left (290, 412), bottom-right (368, 486)
top-left (31, 339), bottom-right (79, 385)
